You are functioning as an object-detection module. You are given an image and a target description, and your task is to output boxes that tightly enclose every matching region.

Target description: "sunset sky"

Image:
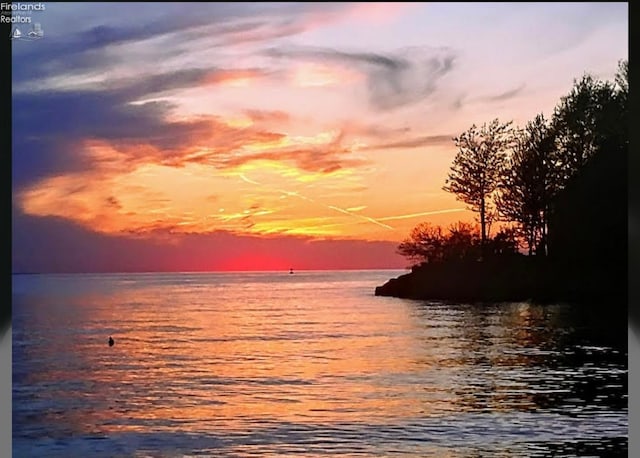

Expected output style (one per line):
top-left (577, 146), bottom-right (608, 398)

top-left (12, 2), bottom-right (628, 272)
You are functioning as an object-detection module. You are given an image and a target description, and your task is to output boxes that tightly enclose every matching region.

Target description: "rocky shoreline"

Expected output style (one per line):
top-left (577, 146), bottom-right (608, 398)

top-left (374, 255), bottom-right (624, 308)
top-left (375, 257), bottom-right (552, 303)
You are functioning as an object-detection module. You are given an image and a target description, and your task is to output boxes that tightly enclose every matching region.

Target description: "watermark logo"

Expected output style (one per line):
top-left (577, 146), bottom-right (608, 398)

top-left (2, 2), bottom-right (46, 41)
top-left (10, 22), bottom-right (43, 41)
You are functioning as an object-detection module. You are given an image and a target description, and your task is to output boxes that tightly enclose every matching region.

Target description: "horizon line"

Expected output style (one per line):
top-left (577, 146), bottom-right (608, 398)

top-left (11, 267), bottom-right (410, 275)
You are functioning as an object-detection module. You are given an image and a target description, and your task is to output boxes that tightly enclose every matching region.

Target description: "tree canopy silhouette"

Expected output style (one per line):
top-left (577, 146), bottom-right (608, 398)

top-left (398, 60), bottom-right (627, 266)
top-left (551, 73), bottom-right (621, 184)
top-left (496, 115), bottom-right (558, 256)
top-left (397, 221), bottom-right (518, 265)
top-left (397, 222), bottom-right (446, 263)
top-left (389, 60), bottom-right (627, 306)
top-left (443, 119), bottom-right (514, 256)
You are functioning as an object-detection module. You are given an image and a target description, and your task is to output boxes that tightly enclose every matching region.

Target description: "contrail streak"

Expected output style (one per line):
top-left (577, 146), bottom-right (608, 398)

top-left (238, 173), bottom-right (395, 231)
top-left (290, 208), bottom-right (468, 231)
top-left (239, 174), bottom-right (260, 185)
top-left (378, 208), bottom-right (467, 221)
top-left (327, 205), bottom-right (394, 230)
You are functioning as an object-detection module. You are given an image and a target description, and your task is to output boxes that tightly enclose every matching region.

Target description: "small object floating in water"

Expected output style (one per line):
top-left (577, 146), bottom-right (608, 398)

top-left (108, 336), bottom-right (114, 347)
top-left (289, 268), bottom-right (294, 274)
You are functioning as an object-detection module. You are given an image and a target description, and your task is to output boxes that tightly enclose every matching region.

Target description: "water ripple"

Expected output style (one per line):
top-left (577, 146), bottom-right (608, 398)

top-left (12, 271), bottom-right (627, 456)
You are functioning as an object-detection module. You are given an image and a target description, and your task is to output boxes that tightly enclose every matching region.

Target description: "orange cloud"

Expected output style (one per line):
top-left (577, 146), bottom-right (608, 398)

top-left (15, 97), bottom-right (467, 245)
top-left (244, 109), bottom-right (290, 124)
top-left (292, 62), bottom-right (362, 87)
top-left (202, 69), bottom-right (268, 87)
top-left (17, 156), bottom-right (370, 240)
top-left (15, 118), bottom-right (375, 241)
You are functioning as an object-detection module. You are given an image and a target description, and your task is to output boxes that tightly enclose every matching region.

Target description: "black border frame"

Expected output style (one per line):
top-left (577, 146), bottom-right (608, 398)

top-left (2, 2), bottom-right (635, 457)
top-left (2, 2), bottom-right (12, 455)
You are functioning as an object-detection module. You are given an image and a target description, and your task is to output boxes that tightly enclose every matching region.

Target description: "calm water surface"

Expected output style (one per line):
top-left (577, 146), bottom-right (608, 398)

top-left (12, 271), bottom-right (627, 457)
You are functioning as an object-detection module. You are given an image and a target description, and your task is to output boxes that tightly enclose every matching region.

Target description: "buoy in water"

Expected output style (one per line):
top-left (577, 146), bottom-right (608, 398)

top-left (108, 336), bottom-right (114, 347)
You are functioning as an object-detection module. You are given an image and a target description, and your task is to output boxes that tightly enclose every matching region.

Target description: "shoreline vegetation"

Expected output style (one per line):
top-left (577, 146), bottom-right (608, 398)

top-left (375, 61), bottom-right (627, 310)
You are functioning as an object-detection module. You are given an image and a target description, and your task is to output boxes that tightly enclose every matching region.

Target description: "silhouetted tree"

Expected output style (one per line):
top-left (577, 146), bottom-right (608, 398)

top-left (496, 115), bottom-right (558, 256)
top-left (443, 119), bottom-right (515, 257)
top-left (387, 61), bottom-right (627, 305)
top-left (442, 221), bottom-right (481, 261)
top-left (615, 59), bottom-right (628, 104)
top-left (398, 221), bottom-right (519, 265)
top-left (398, 222), bottom-right (476, 265)
top-left (611, 59), bottom-right (628, 153)
top-left (545, 62), bottom-right (627, 258)
top-left (397, 222), bottom-right (445, 263)
top-left (551, 73), bottom-right (620, 185)
top-left (485, 227), bottom-right (520, 257)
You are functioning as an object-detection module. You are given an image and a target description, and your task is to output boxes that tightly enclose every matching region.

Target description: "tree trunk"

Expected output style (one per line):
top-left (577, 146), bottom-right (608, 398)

top-left (480, 198), bottom-right (486, 259)
top-left (544, 177), bottom-right (548, 257)
top-left (542, 208), bottom-right (548, 256)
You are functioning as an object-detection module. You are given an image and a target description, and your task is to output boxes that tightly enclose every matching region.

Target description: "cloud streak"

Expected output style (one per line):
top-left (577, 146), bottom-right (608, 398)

top-left (12, 3), bottom-right (355, 84)
top-left (483, 84), bottom-right (526, 102)
top-left (12, 77), bottom-right (367, 193)
top-left (266, 45), bottom-right (457, 110)
top-left (362, 134), bottom-right (453, 151)
top-left (216, 142), bottom-right (367, 175)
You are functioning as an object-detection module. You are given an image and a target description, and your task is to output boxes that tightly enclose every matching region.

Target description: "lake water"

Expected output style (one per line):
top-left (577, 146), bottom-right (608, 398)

top-left (12, 270), bottom-right (628, 457)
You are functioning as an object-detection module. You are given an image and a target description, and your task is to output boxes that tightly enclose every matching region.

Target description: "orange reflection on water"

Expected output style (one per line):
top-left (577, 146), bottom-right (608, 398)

top-left (18, 274), bottom-right (463, 436)
top-left (14, 272), bottom-right (624, 453)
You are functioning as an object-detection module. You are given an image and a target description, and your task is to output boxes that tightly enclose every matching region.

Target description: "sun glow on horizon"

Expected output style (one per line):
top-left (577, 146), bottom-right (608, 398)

top-left (12, 2), bottom-right (627, 271)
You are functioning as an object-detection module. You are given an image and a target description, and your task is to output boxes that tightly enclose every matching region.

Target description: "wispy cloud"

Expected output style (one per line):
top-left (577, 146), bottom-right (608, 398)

top-left (243, 109), bottom-right (291, 124)
top-left (362, 134), bottom-right (453, 151)
top-left (12, 3), bottom-right (355, 83)
top-left (12, 76), bottom-right (371, 193)
top-left (483, 84), bottom-right (526, 102)
top-left (265, 45), bottom-right (457, 110)
top-left (216, 139), bottom-right (367, 175)
top-left (340, 121), bottom-right (412, 138)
